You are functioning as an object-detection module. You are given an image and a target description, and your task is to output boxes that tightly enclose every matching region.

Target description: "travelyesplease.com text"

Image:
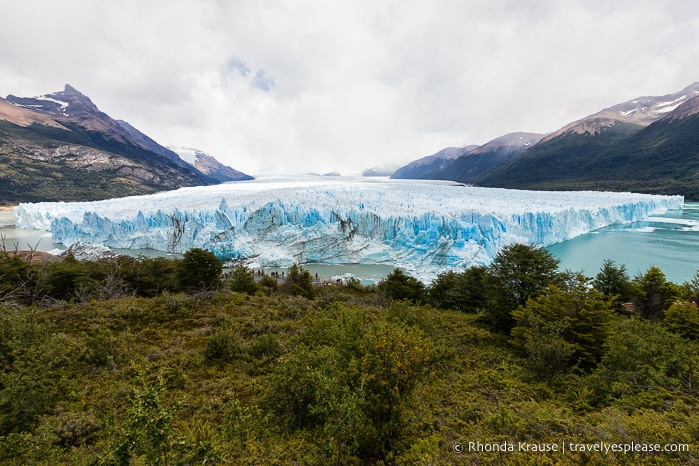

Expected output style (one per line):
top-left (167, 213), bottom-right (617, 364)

top-left (453, 441), bottom-right (690, 455)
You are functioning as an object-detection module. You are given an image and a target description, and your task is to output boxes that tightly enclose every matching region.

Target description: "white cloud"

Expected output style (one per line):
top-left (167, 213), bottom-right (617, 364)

top-left (1, 0), bottom-right (699, 175)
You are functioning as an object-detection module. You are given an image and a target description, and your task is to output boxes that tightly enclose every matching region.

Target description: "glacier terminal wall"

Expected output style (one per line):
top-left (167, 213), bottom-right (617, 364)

top-left (14, 179), bottom-right (684, 278)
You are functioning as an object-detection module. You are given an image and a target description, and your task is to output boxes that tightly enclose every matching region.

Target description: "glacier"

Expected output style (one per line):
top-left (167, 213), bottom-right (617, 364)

top-left (14, 178), bottom-right (683, 279)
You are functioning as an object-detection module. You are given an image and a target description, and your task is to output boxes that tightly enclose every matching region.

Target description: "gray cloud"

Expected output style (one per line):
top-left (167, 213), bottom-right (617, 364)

top-left (1, 0), bottom-right (699, 175)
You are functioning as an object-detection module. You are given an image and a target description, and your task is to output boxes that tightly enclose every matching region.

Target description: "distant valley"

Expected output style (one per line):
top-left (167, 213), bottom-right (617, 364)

top-left (0, 85), bottom-right (252, 203)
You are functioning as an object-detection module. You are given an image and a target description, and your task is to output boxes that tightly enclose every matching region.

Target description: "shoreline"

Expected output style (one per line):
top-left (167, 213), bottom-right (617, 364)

top-left (0, 205), bottom-right (17, 212)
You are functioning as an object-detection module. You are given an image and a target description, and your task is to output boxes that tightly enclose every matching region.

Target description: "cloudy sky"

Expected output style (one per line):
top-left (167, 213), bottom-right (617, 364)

top-left (2, 0), bottom-right (699, 176)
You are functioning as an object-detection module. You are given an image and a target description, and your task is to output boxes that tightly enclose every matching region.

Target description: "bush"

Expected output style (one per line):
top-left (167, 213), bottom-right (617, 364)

top-left (263, 304), bottom-right (433, 463)
top-left (584, 318), bottom-right (698, 406)
top-left (0, 252), bottom-right (41, 304)
top-left (44, 253), bottom-right (99, 301)
top-left (0, 331), bottom-right (79, 435)
top-left (203, 330), bottom-right (242, 363)
top-left (258, 275), bottom-right (278, 296)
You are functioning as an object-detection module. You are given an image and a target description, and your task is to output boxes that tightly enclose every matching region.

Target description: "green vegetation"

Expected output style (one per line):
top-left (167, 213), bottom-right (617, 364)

top-left (1, 245), bottom-right (698, 464)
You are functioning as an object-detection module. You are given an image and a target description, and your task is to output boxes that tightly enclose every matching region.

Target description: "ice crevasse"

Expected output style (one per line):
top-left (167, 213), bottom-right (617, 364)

top-left (14, 179), bottom-right (683, 278)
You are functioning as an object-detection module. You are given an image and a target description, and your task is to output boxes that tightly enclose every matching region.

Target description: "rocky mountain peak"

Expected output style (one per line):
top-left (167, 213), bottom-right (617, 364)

top-left (6, 84), bottom-right (100, 117)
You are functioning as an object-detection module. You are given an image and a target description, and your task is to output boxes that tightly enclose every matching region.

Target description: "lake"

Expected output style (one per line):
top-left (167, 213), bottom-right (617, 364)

top-left (547, 202), bottom-right (699, 284)
top-left (2, 202), bottom-right (698, 285)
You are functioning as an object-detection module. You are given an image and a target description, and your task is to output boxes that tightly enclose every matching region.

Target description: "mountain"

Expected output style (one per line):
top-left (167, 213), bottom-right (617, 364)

top-left (0, 85), bottom-right (226, 203)
top-left (362, 162), bottom-right (405, 177)
top-left (391, 145), bottom-right (479, 179)
top-left (436, 132), bottom-right (545, 183)
top-left (116, 120), bottom-right (192, 170)
top-left (480, 91), bottom-right (699, 199)
top-left (391, 133), bottom-right (544, 183)
top-left (539, 82), bottom-right (699, 143)
top-left (168, 146), bottom-right (253, 182)
top-left (391, 82), bottom-right (699, 199)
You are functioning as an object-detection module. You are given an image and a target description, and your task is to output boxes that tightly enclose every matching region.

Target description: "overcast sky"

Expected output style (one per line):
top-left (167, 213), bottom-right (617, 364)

top-left (2, 0), bottom-right (699, 176)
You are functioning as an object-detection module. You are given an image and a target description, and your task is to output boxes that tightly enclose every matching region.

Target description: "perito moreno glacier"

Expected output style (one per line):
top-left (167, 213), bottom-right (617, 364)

top-left (14, 178), bottom-right (683, 278)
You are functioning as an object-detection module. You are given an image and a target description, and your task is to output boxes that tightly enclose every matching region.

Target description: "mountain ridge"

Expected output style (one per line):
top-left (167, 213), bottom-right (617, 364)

top-left (168, 146), bottom-right (254, 182)
top-left (479, 92), bottom-right (699, 199)
top-left (390, 82), bottom-right (699, 199)
top-left (0, 85), bottom-right (250, 202)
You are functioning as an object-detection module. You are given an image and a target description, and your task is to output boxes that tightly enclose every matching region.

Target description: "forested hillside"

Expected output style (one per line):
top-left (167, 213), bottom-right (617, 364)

top-left (1, 246), bottom-right (698, 464)
top-left (479, 99), bottom-right (699, 200)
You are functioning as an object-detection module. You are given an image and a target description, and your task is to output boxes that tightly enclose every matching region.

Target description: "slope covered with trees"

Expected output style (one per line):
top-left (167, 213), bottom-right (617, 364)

top-left (479, 99), bottom-right (699, 199)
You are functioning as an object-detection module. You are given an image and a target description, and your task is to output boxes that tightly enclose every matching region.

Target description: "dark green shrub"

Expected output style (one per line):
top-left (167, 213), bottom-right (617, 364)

top-left (203, 330), bottom-right (242, 363)
top-left (630, 266), bottom-right (681, 321)
top-left (0, 252), bottom-right (41, 304)
top-left (282, 264), bottom-right (315, 299)
top-left (246, 333), bottom-right (280, 361)
top-left (377, 269), bottom-right (424, 304)
top-left (229, 264), bottom-right (258, 295)
top-left (512, 274), bottom-right (615, 377)
top-left (81, 327), bottom-right (117, 368)
top-left (484, 243), bottom-right (562, 332)
top-left (43, 253), bottom-right (98, 301)
top-left (593, 259), bottom-right (632, 310)
top-left (0, 332), bottom-right (79, 434)
top-left (428, 266), bottom-right (486, 312)
top-left (258, 275), bottom-right (278, 296)
top-left (584, 318), bottom-right (698, 407)
top-left (664, 301), bottom-right (699, 340)
top-left (132, 256), bottom-right (179, 296)
top-left (177, 248), bottom-right (223, 292)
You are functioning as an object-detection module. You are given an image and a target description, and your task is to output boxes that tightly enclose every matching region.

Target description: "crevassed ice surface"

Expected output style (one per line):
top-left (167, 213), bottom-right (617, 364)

top-left (14, 178), bottom-right (683, 277)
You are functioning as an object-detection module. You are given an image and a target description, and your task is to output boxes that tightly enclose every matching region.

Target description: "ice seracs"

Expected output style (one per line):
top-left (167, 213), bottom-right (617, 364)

top-left (14, 179), bottom-right (683, 280)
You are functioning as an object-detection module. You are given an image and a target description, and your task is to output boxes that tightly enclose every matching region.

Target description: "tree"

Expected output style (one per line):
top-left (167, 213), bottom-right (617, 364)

top-left (132, 256), bottom-right (179, 296)
top-left (282, 264), bottom-right (315, 299)
top-left (176, 248), bottom-right (222, 292)
top-left (377, 269), bottom-right (425, 304)
top-left (229, 264), bottom-right (258, 295)
top-left (511, 274), bottom-right (615, 378)
top-left (681, 270), bottom-right (699, 304)
top-left (664, 301), bottom-right (699, 340)
top-left (593, 259), bottom-right (632, 312)
top-left (484, 243), bottom-right (562, 332)
top-left (629, 266), bottom-right (681, 321)
top-left (428, 266), bottom-right (487, 312)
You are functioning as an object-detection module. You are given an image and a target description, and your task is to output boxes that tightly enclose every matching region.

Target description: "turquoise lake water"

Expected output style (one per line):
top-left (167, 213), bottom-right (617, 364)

top-left (2, 203), bottom-right (698, 284)
top-left (546, 202), bottom-right (699, 283)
